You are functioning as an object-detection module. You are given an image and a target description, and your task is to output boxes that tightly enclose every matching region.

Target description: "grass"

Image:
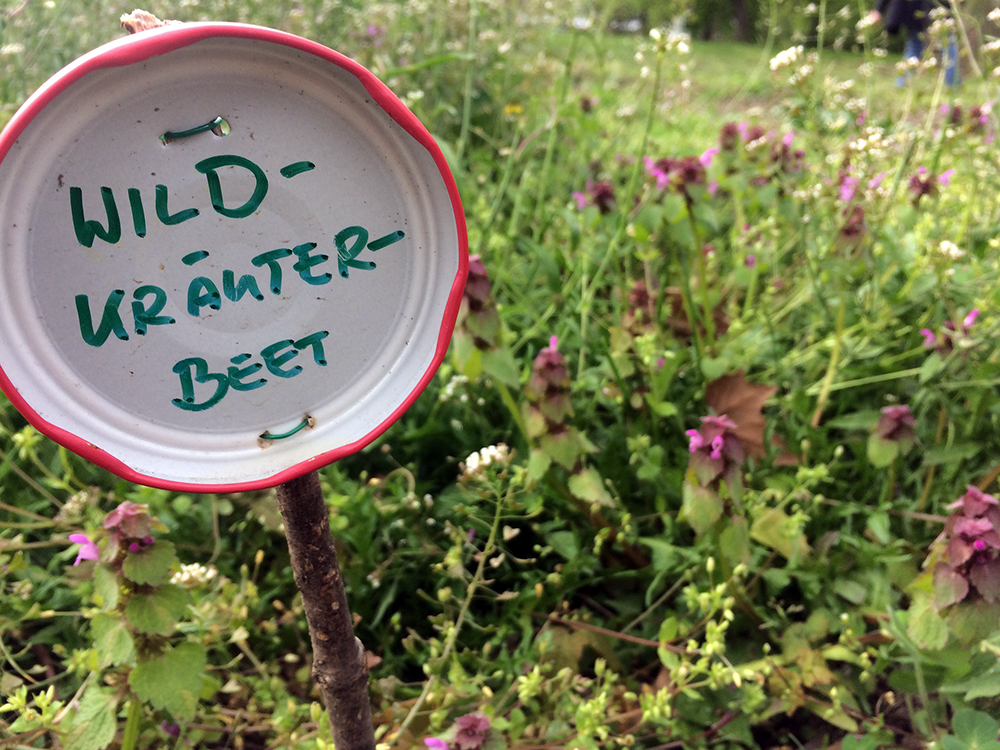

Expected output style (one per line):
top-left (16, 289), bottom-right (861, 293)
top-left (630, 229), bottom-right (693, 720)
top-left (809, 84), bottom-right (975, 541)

top-left (2, 2), bottom-right (1000, 749)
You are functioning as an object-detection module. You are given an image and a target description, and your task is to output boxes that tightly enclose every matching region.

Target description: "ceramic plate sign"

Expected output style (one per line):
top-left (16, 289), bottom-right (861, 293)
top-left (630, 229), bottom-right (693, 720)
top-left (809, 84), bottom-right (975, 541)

top-left (0, 24), bottom-right (467, 491)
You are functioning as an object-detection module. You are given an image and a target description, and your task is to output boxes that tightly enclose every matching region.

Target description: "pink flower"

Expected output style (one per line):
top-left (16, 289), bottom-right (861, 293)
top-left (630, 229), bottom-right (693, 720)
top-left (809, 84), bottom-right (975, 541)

top-left (839, 175), bottom-right (859, 202)
top-left (685, 429), bottom-right (704, 452)
top-left (453, 712), bottom-right (491, 750)
top-left (699, 147), bottom-right (719, 168)
top-left (963, 308), bottom-right (980, 329)
top-left (746, 254), bottom-right (756, 269)
top-left (102, 501), bottom-right (151, 539)
top-left (938, 169), bottom-right (955, 186)
top-left (920, 328), bottom-right (938, 347)
top-left (68, 534), bottom-right (99, 566)
top-left (424, 740), bottom-right (449, 750)
top-left (875, 405), bottom-right (916, 443)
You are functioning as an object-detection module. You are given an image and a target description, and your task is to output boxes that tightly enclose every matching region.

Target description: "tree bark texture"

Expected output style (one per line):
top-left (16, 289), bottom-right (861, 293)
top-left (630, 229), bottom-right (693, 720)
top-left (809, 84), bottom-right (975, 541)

top-left (276, 471), bottom-right (376, 750)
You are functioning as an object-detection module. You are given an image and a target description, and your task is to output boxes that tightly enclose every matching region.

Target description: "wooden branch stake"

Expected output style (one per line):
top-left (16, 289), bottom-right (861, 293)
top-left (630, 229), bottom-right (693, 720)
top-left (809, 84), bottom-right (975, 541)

top-left (276, 471), bottom-right (376, 750)
top-left (119, 16), bottom-right (376, 746)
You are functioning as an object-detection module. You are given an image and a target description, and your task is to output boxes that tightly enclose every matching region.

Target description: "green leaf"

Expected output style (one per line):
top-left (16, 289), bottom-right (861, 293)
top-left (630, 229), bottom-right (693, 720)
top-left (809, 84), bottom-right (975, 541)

top-left (951, 709), bottom-right (1000, 748)
top-left (919, 351), bottom-right (945, 383)
top-left (719, 516), bottom-right (751, 567)
top-left (480, 347), bottom-right (521, 386)
top-left (866, 511), bottom-right (891, 545)
top-left (125, 584), bottom-right (188, 635)
top-left (681, 481), bottom-right (722, 535)
top-left (867, 435), bottom-right (898, 467)
top-left (834, 579), bottom-right (868, 605)
top-left (826, 410), bottom-right (879, 430)
top-left (640, 537), bottom-right (678, 574)
top-left (568, 467), bottom-right (613, 506)
top-left (948, 600), bottom-right (1000, 647)
top-left (548, 530), bottom-right (579, 561)
top-left (128, 642), bottom-right (205, 722)
top-left (90, 613), bottom-right (136, 667)
top-left (941, 661), bottom-right (1000, 700)
top-left (923, 443), bottom-right (979, 466)
top-left (64, 686), bottom-right (118, 750)
top-left (750, 508), bottom-right (810, 560)
top-left (906, 591), bottom-right (949, 651)
top-left (92, 565), bottom-right (119, 611)
top-left (121, 540), bottom-right (177, 586)
top-left (526, 449), bottom-right (551, 482)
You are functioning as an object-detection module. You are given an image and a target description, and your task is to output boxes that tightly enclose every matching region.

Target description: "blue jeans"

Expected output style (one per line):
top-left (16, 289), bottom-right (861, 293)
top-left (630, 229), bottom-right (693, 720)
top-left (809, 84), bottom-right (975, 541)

top-left (897, 29), bottom-right (960, 87)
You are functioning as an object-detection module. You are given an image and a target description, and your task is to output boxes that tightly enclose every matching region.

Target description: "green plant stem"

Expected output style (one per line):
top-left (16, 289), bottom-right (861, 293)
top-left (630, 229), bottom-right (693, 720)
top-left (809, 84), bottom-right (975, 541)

top-left (578, 41), bottom-right (664, 376)
top-left (531, 30), bottom-right (578, 239)
top-left (395, 484), bottom-right (506, 743)
top-left (121, 699), bottom-right (141, 750)
top-left (688, 210), bottom-right (715, 348)
top-left (811, 295), bottom-right (846, 426)
top-left (454, 0), bottom-right (478, 170)
top-left (496, 380), bottom-right (530, 445)
top-left (671, 236), bottom-right (704, 371)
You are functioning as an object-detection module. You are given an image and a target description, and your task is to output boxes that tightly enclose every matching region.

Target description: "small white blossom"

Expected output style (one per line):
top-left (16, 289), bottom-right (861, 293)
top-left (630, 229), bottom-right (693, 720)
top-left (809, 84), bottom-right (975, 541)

top-left (171, 563), bottom-right (218, 587)
top-left (989, 7), bottom-right (1000, 23)
top-left (460, 443), bottom-right (512, 481)
top-left (938, 240), bottom-right (965, 260)
top-left (770, 45), bottom-right (804, 72)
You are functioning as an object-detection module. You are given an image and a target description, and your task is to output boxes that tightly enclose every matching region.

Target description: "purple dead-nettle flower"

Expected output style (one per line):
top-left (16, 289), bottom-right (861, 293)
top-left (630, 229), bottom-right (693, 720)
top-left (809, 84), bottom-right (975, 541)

top-left (424, 739), bottom-right (449, 750)
top-left (947, 486), bottom-right (1000, 517)
top-left (102, 501), bottom-right (152, 539)
top-left (839, 174), bottom-right (859, 202)
top-left (699, 147), bottom-right (719, 168)
top-left (875, 405), bottom-right (916, 443)
top-left (686, 414), bottom-right (744, 488)
top-left (937, 169), bottom-right (956, 186)
top-left (932, 485), bottom-right (1000, 607)
top-left (921, 308), bottom-right (980, 352)
top-left (68, 534), bottom-right (99, 566)
top-left (572, 179), bottom-right (616, 214)
top-left (746, 254), bottom-right (756, 269)
top-left (453, 712), bottom-right (491, 750)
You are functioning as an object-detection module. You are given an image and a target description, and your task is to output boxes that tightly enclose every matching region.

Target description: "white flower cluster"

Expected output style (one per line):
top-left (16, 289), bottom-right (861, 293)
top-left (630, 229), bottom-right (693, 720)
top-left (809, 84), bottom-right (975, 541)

top-left (856, 14), bottom-right (878, 31)
top-left (460, 443), bottom-right (511, 481)
top-left (989, 7), bottom-right (1000, 23)
top-left (439, 374), bottom-right (469, 402)
top-left (170, 563), bottom-right (218, 587)
top-left (0, 43), bottom-right (24, 57)
top-left (938, 240), bottom-right (965, 260)
top-left (848, 127), bottom-right (891, 159)
top-left (985, 40), bottom-right (1000, 54)
top-left (770, 45), bottom-right (804, 72)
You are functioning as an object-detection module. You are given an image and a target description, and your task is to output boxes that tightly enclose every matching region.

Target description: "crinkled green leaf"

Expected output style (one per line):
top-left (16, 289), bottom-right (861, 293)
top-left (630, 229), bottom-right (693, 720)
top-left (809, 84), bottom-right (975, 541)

top-left (481, 347), bottom-right (520, 386)
top-left (951, 708), bottom-right (1000, 748)
top-left (125, 583), bottom-right (188, 635)
top-left (128, 642), bottom-right (205, 722)
top-left (121, 540), bottom-right (177, 586)
top-left (750, 507), bottom-right (810, 560)
top-left (64, 686), bottom-right (117, 750)
top-left (867, 435), bottom-right (898, 468)
top-left (934, 564), bottom-right (969, 609)
top-left (948, 600), bottom-right (1000, 647)
top-left (907, 591), bottom-right (949, 651)
top-left (92, 565), bottom-right (119, 611)
top-left (682, 481), bottom-right (722, 536)
top-left (91, 613), bottom-right (135, 668)
top-left (568, 467), bottom-right (612, 506)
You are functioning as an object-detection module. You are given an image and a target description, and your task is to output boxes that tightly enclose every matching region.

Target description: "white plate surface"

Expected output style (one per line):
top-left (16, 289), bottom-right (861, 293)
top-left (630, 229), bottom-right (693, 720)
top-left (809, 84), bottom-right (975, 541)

top-left (0, 24), bottom-right (467, 490)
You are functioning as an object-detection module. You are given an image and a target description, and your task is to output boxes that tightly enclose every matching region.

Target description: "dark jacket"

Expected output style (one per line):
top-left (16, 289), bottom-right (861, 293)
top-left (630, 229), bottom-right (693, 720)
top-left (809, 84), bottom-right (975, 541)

top-left (875, 0), bottom-right (947, 34)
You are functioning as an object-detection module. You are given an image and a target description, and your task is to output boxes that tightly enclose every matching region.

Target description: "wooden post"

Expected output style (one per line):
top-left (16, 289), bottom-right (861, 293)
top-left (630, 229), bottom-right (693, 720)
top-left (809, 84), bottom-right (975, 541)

top-left (120, 15), bottom-right (376, 746)
top-left (276, 471), bottom-right (376, 750)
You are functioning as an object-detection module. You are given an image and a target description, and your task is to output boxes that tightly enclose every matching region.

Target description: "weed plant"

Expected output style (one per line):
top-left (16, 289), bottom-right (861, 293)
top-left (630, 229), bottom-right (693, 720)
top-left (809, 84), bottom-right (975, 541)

top-left (2, 1), bottom-right (1000, 749)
